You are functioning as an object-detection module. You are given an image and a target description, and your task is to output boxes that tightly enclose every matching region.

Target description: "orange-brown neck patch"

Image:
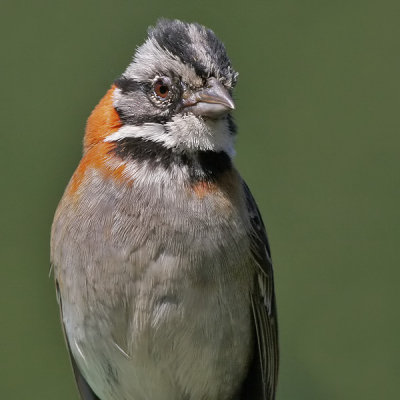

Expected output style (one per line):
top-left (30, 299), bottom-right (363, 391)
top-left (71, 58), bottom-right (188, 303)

top-left (68, 142), bottom-right (129, 195)
top-left (190, 169), bottom-right (240, 201)
top-left (67, 86), bottom-right (128, 195)
top-left (84, 85), bottom-right (122, 151)
top-left (192, 181), bottom-right (217, 198)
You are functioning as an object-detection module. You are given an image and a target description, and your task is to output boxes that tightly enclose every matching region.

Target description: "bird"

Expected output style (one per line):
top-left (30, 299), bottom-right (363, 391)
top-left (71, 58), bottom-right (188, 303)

top-left (51, 18), bottom-right (279, 400)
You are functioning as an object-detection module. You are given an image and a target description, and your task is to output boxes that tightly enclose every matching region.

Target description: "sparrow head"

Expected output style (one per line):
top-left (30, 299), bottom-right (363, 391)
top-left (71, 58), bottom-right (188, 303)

top-left (73, 20), bottom-right (239, 195)
top-left (108, 19), bottom-right (238, 154)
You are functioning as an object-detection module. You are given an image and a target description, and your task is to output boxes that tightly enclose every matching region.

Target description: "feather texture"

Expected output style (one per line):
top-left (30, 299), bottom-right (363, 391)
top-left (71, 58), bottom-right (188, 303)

top-left (242, 181), bottom-right (279, 400)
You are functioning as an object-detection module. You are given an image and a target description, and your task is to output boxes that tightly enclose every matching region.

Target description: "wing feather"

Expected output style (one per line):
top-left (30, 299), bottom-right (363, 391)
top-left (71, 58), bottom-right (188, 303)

top-left (241, 182), bottom-right (279, 400)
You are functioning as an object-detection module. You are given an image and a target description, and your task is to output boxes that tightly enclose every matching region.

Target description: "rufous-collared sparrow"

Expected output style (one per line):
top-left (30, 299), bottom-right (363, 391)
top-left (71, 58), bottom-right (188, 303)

top-left (51, 19), bottom-right (279, 400)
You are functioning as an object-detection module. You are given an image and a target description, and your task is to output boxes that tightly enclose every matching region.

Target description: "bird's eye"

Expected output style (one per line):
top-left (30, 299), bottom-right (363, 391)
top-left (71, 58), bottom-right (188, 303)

top-left (153, 78), bottom-right (171, 99)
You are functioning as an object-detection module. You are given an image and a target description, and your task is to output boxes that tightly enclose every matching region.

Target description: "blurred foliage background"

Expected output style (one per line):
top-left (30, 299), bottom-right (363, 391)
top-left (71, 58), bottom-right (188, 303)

top-left (1, 0), bottom-right (399, 399)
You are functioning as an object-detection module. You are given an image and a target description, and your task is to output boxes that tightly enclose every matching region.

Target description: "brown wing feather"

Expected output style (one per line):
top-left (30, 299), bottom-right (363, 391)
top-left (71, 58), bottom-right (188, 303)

top-left (240, 182), bottom-right (279, 400)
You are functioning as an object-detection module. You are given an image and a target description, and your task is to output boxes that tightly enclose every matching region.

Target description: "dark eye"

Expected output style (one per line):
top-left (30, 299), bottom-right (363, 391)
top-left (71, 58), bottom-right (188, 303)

top-left (153, 78), bottom-right (171, 99)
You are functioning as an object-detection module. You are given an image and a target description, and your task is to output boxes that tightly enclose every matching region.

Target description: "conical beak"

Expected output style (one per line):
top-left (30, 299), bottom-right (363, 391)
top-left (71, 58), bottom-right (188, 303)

top-left (182, 77), bottom-right (235, 118)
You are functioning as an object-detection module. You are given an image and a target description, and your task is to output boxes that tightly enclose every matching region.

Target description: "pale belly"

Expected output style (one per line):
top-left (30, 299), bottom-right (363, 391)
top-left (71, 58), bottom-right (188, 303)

top-left (62, 254), bottom-right (254, 400)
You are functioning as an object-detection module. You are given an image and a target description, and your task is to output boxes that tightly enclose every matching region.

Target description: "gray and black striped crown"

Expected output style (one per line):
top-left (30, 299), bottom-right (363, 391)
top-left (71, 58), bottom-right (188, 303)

top-left (148, 19), bottom-right (238, 87)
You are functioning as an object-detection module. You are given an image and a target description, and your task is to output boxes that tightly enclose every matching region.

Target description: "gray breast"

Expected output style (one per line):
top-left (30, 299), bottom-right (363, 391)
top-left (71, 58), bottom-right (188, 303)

top-left (51, 165), bottom-right (255, 400)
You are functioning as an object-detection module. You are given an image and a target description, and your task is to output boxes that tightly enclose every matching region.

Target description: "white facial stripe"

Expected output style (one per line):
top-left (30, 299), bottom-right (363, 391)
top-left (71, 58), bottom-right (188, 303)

top-left (104, 124), bottom-right (176, 147)
top-left (104, 115), bottom-right (235, 157)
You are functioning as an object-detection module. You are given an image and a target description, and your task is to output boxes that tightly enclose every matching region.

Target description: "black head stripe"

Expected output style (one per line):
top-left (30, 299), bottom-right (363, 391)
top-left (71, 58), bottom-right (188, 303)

top-left (203, 27), bottom-right (233, 78)
top-left (150, 19), bottom-right (193, 65)
top-left (115, 107), bottom-right (171, 126)
top-left (112, 137), bottom-right (232, 183)
top-left (149, 19), bottom-right (234, 82)
top-left (114, 76), bottom-right (142, 94)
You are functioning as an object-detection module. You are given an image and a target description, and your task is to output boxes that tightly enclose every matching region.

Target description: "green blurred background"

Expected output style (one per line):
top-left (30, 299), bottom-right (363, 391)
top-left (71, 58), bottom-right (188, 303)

top-left (1, 0), bottom-right (399, 399)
